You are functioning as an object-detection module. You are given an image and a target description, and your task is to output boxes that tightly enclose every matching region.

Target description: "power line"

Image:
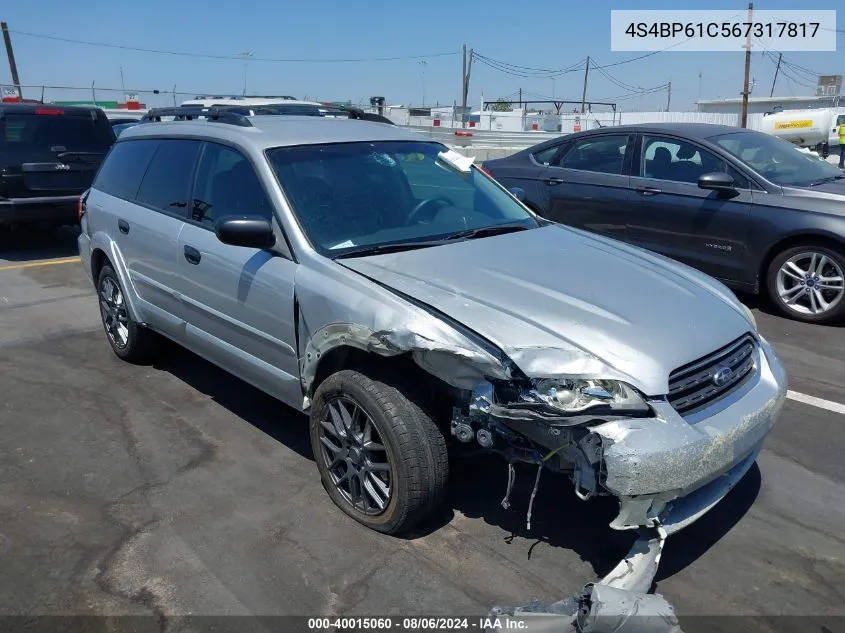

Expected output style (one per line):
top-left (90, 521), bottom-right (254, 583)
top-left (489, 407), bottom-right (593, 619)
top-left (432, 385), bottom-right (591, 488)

top-left (473, 53), bottom-right (586, 79)
top-left (472, 53), bottom-right (586, 75)
top-left (592, 64), bottom-right (668, 94)
top-left (9, 29), bottom-right (459, 63)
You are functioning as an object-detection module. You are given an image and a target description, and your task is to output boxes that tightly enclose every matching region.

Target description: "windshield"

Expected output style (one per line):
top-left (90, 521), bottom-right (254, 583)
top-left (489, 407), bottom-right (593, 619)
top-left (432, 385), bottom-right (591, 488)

top-left (711, 130), bottom-right (843, 187)
top-left (266, 141), bottom-right (538, 257)
top-left (0, 113), bottom-right (115, 152)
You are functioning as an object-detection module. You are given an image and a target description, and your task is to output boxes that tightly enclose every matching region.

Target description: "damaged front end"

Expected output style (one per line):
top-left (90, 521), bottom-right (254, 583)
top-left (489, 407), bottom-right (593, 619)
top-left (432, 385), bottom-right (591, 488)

top-left (450, 334), bottom-right (786, 537)
top-left (450, 377), bottom-right (662, 532)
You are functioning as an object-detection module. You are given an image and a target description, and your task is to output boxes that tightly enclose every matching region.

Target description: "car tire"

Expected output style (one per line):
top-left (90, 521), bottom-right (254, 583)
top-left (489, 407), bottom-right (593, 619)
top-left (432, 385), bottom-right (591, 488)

top-left (766, 244), bottom-right (845, 324)
top-left (309, 369), bottom-right (449, 535)
top-left (97, 264), bottom-right (157, 362)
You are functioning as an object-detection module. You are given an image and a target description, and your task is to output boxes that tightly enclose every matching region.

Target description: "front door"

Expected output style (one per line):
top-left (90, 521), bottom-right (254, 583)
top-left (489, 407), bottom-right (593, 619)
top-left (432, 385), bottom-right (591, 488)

top-left (170, 141), bottom-right (301, 405)
top-left (627, 134), bottom-right (754, 285)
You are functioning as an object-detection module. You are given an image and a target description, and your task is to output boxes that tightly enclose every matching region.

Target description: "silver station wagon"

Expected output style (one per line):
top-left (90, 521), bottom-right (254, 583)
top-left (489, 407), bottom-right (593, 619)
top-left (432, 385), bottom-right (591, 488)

top-left (78, 112), bottom-right (787, 549)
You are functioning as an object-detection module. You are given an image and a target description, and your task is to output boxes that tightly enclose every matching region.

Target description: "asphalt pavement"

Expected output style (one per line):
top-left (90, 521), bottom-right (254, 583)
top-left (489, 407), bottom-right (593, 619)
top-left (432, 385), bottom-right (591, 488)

top-left (1, 227), bottom-right (844, 629)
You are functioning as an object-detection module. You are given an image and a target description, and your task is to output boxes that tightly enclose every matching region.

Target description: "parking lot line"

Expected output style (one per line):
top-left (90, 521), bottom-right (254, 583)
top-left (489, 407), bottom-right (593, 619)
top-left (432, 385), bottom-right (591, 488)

top-left (0, 257), bottom-right (81, 271)
top-left (788, 390), bottom-right (845, 416)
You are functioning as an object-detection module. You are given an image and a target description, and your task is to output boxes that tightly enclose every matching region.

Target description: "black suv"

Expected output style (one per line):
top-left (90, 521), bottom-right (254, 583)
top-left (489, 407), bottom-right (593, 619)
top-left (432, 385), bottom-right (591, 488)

top-left (0, 104), bottom-right (115, 231)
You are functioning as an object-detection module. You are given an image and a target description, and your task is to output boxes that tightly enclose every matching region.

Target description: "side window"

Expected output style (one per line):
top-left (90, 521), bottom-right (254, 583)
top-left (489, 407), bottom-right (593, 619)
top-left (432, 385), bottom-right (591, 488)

top-left (93, 140), bottom-right (159, 200)
top-left (557, 135), bottom-right (628, 175)
top-left (641, 135), bottom-right (747, 187)
top-left (531, 144), bottom-right (560, 165)
top-left (135, 139), bottom-right (201, 214)
top-left (191, 143), bottom-right (274, 227)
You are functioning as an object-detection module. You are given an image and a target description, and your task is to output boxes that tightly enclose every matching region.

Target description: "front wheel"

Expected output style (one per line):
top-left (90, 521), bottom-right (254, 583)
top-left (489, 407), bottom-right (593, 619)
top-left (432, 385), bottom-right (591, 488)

top-left (309, 369), bottom-right (448, 535)
top-left (766, 245), bottom-right (845, 324)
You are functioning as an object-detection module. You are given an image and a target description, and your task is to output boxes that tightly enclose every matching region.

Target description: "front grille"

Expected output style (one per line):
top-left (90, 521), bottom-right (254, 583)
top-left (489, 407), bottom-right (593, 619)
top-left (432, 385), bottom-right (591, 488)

top-left (668, 334), bottom-right (758, 416)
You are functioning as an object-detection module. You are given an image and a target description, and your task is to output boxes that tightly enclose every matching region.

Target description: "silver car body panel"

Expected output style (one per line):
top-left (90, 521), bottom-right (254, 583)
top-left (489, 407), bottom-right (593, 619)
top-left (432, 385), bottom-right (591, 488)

top-left (339, 223), bottom-right (754, 397)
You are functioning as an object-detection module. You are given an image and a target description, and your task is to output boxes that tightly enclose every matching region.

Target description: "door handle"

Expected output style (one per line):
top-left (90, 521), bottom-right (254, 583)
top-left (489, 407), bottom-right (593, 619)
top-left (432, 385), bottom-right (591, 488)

top-left (117, 219), bottom-right (130, 234)
top-left (545, 178), bottom-right (565, 186)
top-left (183, 245), bottom-right (201, 265)
top-left (636, 187), bottom-right (662, 196)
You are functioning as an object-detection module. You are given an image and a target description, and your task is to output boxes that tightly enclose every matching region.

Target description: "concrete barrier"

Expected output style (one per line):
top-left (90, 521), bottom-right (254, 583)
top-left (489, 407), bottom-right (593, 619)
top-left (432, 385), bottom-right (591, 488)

top-left (448, 147), bottom-right (523, 161)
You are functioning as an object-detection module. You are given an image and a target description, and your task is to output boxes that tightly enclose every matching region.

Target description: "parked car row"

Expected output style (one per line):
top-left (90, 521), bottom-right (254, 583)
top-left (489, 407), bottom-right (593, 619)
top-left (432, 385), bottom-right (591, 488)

top-left (77, 113), bottom-right (787, 553)
top-left (481, 124), bottom-right (845, 324)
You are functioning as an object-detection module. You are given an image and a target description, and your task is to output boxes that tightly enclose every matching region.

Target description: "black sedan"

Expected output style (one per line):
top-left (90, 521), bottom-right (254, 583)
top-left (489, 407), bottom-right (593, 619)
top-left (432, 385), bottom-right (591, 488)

top-left (482, 123), bottom-right (845, 324)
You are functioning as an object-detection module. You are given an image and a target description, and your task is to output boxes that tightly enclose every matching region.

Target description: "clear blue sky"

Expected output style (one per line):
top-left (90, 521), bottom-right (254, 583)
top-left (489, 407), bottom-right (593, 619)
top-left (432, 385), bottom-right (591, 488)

top-left (1, 0), bottom-right (842, 111)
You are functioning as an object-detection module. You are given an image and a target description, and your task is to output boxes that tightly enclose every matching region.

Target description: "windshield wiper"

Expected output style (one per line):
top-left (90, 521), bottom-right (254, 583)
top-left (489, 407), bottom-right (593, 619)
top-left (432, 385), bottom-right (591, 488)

top-left (334, 240), bottom-right (446, 259)
top-left (443, 223), bottom-right (533, 241)
top-left (333, 224), bottom-right (534, 258)
top-left (808, 174), bottom-right (845, 186)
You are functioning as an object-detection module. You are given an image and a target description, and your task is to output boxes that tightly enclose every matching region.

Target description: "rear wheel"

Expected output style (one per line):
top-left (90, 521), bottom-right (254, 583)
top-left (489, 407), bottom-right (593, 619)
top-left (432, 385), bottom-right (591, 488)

top-left (309, 369), bottom-right (448, 535)
top-left (97, 264), bottom-right (157, 362)
top-left (766, 245), bottom-right (845, 324)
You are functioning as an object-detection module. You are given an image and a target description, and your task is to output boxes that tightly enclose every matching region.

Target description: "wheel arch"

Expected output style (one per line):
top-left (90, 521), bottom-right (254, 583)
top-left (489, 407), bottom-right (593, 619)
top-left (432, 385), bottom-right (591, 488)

top-left (87, 233), bottom-right (144, 323)
top-left (759, 231), bottom-right (845, 289)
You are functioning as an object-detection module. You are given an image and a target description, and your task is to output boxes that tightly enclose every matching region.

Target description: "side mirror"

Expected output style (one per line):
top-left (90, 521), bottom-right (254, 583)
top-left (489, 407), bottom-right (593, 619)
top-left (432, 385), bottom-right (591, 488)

top-left (509, 187), bottom-right (527, 202)
top-left (698, 172), bottom-right (736, 192)
top-left (214, 215), bottom-right (276, 249)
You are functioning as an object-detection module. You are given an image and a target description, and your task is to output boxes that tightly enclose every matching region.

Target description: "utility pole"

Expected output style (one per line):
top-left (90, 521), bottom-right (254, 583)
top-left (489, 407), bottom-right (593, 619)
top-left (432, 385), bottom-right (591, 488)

top-left (461, 47), bottom-right (473, 128)
top-left (461, 45), bottom-right (466, 127)
top-left (770, 52), bottom-right (782, 97)
top-left (518, 88), bottom-right (522, 110)
top-left (666, 81), bottom-right (672, 111)
top-left (1, 22), bottom-right (22, 99)
top-left (581, 56), bottom-right (590, 113)
top-left (740, 2), bottom-right (753, 128)
top-left (239, 51), bottom-right (253, 96)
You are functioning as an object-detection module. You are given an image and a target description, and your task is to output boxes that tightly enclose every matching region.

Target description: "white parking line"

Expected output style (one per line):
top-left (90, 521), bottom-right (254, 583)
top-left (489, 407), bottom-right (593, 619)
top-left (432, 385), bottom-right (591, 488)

top-left (787, 390), bottom-right (845, 416)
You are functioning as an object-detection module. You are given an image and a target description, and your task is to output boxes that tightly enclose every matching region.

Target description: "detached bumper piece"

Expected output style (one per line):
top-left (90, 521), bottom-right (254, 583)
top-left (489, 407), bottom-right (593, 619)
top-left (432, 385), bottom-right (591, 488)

top-left (487, 530), bottom-right (683, 633)
top-left (487, 585), bottom-right (682, 633)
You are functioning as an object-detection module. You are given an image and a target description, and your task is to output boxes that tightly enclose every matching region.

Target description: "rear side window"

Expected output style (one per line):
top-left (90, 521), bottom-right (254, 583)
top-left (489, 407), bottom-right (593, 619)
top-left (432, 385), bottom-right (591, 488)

top-left (0, 112), bottom-right (114, 151)
top-left (93, 139), bottom-right (159, 200)
top-left (136, 139), bottom-right (202, 214)
top-left (557, 135), bottom-right (629, 175)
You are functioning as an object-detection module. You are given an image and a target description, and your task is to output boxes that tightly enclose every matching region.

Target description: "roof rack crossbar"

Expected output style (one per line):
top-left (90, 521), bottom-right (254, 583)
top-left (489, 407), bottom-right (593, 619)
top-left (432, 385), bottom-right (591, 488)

top-left (141, 105), bottom-right (253, 127)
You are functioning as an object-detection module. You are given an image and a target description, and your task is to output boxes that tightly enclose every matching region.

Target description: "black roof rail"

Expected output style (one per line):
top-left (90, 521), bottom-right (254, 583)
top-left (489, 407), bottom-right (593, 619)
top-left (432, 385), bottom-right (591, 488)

top-left (140, 105), bottom-right (253, 127)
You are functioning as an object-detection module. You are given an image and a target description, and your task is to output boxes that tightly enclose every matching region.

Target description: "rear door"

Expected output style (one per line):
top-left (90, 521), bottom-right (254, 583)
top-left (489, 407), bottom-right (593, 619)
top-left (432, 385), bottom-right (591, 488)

top-left (92, 138), bottom-right (201, 336)
top-left (0, 107), bottom-right (115, 199)
top-left (484, 141), bottom-right (568, 210)
top-left (536, 133), bottom-right (635, 241)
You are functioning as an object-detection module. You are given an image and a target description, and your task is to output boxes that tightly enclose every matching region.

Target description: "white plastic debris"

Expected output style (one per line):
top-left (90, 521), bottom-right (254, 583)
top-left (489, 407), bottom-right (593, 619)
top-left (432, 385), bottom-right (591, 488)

top-left (437, 149), bottom-right (475, 173)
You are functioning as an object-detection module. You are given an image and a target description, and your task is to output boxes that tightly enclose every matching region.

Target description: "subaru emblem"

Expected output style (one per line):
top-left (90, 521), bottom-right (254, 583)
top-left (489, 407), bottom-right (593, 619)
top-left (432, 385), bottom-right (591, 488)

top-left (712, 367), bottom-right (734, 387)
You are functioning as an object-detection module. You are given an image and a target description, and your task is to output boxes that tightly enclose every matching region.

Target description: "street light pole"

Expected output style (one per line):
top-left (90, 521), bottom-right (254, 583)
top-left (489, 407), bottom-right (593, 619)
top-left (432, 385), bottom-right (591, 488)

top-left (239, 51), bottom-right (253, 96)
top-left (419, 60), bottom-right (428, 106)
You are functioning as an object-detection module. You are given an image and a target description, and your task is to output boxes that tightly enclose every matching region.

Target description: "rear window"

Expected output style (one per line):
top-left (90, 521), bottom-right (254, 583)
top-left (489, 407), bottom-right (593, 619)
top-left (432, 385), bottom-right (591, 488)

top-left (1, 112), bottom-right (115, 151)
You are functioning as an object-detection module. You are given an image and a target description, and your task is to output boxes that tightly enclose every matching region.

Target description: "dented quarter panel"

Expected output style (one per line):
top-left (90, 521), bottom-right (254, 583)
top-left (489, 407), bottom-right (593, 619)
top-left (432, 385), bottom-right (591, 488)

top-left (594, 336), bottom-right (787, 498)
top-left (339, 224), bottom-right (754, 396)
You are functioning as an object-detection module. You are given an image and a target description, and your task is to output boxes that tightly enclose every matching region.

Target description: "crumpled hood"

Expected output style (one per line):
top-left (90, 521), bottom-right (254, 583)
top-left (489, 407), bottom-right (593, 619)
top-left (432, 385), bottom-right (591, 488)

top-left (340, 224), bottom-right (754, 396)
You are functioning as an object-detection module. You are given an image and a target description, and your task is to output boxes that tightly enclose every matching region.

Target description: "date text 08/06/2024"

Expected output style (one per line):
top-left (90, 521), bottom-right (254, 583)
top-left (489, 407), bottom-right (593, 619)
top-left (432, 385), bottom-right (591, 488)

top-left (307, 617), bottom-right (529, 631)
